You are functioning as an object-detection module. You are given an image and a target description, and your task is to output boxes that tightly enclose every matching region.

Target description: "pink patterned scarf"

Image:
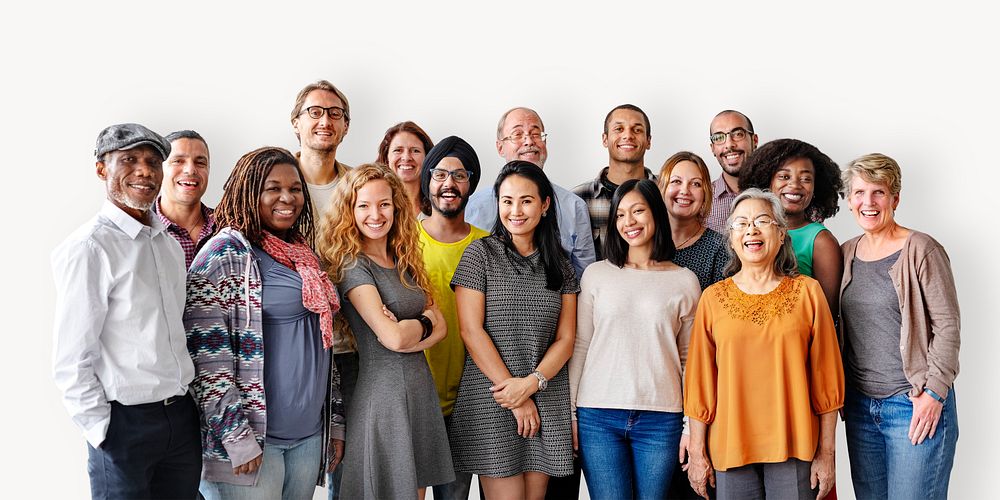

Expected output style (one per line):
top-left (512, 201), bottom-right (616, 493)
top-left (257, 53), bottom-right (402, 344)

top-left (260, 231), bottom-right (340, 349)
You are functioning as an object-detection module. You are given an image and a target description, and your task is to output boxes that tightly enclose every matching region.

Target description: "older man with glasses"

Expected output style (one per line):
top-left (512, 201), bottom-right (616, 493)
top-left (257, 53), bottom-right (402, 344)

top-left (465, 106), bottom-right (595, 279)
top-left (704, 109), bottom-right (759, 233)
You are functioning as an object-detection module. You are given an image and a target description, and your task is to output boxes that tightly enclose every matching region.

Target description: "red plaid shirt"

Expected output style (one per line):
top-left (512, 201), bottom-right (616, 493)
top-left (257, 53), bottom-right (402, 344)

top-left (153, 198), bottom-right (216, 269)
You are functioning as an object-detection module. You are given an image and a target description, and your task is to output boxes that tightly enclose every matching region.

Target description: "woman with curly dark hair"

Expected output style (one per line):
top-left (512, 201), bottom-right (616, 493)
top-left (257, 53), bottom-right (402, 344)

top-left (739, 138), bottom-right (844, 314)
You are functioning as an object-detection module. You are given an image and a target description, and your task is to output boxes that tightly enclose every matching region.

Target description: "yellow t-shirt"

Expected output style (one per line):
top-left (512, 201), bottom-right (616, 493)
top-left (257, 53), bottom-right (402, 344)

top-left (419, 222), bottom-right (491, 416)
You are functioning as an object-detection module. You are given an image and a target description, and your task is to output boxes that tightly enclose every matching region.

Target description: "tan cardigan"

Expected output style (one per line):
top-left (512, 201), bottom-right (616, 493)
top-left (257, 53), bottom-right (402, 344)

top-left (839, 231), bottom-right (961, 399)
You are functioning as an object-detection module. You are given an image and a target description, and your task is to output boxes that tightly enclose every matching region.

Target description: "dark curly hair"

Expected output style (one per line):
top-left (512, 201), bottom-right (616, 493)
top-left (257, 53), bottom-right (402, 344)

top-left (738, 138), bottom-right (843, 222)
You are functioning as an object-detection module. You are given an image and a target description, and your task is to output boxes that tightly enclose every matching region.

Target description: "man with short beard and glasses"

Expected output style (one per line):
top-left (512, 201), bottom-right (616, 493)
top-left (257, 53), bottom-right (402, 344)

top-left (52, 123), bottom-right (201, 499)
top-left (153, 130), bottom-right (216, 268)
top-left (465, 107), bottom-right (595, 279)
top-left (574, 104), bottom-right (658, 260)
top-left (704, 109), bottom-right (759, 233)
top-left (290, 80), bottom-right (353, 216)
top-left (416, 136), bottom-right (490, 500)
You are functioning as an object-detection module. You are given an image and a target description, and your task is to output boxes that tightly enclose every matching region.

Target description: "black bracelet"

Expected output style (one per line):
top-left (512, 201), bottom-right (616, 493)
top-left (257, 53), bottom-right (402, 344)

top-left (417, 314), bottom-right (433, 341)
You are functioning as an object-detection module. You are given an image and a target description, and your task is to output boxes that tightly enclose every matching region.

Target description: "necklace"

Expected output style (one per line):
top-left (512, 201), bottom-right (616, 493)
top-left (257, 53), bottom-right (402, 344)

top-left (675, 227), bottom-right (704, 249)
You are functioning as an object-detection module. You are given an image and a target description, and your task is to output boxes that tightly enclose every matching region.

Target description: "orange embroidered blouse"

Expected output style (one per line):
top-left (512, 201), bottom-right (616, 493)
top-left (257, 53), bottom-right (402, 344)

top-left (684, 275), bottom-right (844, 471)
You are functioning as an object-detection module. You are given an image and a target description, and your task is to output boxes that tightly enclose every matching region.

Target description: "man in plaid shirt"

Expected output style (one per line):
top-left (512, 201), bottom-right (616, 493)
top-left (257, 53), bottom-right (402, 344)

top-left (704, 110), bottom-right (758, 233)
top-left (153, 130), bottom-right (215, 268)
top-left (573, 104), bottom-right (657, 260)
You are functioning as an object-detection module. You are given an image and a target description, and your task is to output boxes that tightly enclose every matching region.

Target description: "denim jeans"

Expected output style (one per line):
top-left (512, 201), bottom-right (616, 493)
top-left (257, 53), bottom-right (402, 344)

top-left (200, 433), bottom-right (323, 500)
top-left (844, 387), bottom-right (959, 500)
top-left (576, 407), bottom-right (683, 500)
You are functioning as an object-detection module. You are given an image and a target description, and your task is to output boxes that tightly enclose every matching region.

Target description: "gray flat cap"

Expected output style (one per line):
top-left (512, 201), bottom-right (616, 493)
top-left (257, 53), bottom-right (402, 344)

top-left (94, 123), bottom-right (171, 160)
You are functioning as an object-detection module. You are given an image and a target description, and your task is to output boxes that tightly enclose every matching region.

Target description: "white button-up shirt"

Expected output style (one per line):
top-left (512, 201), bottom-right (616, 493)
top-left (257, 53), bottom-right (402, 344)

top-left (52, 201), bottom-right (195, 448)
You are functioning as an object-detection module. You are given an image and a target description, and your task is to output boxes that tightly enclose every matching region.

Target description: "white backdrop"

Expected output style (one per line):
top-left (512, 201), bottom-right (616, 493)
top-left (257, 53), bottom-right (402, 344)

top-left (3, 1), bottom-right (997, 499)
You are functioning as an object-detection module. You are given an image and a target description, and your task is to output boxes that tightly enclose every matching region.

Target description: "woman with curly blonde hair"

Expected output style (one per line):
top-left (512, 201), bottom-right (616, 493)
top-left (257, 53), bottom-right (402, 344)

top-left (316, 163), bottom-right (454, 499)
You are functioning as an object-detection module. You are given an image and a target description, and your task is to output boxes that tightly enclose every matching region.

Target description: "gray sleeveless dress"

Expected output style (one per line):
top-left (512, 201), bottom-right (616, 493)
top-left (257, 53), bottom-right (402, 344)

top-left (337, 256), bottom-right (454, 498)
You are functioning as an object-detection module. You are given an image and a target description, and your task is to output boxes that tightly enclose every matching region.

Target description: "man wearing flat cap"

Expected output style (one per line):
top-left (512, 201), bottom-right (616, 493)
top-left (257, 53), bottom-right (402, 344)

top-left (418, 136), bottom-right (489, 500)
top-left (52, 123), bottom-right (201, 499)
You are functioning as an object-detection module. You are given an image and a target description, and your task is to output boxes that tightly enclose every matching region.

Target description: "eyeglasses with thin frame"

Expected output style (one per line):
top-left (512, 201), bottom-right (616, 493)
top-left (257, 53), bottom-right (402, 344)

top-left (729, 215), bottom-right (778, 232)
top-left (710, 127), bottom-right (752, 145)
top-left (501, 131), bottom-right (548, 143)
top-left (300, 105), bottom-right (347, 121)
top-left (429, 168), bottom-right (474, 183)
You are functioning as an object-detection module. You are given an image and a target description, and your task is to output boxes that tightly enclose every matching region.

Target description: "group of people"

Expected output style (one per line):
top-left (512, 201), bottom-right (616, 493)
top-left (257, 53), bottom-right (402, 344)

top-left (52, 80), bottom-right (961, 500)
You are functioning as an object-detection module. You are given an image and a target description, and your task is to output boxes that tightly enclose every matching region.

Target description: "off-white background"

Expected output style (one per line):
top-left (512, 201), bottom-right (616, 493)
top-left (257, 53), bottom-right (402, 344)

top-left (2, 1), bottom-right (996, 499)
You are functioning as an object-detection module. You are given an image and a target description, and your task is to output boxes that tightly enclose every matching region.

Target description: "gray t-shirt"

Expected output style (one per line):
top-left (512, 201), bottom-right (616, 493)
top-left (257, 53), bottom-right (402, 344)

top-left (843, 249), bottom-right (910, 398)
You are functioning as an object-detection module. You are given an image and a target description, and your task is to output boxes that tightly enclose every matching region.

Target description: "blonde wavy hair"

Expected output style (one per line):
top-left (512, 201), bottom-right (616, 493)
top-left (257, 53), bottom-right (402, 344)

top-left (318, 163), bottom-right (433, 303)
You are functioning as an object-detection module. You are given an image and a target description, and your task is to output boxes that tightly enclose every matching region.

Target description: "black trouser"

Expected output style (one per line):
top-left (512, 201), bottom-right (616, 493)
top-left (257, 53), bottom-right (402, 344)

top-left (87, 393), bottom-right (202, 500)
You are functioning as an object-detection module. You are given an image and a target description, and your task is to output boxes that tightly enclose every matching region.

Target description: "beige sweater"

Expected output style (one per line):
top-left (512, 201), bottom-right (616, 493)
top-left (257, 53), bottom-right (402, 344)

top-left (570, 260), bottom-right (701, 415)
top-left (839, 230), bottom-right (961, 399)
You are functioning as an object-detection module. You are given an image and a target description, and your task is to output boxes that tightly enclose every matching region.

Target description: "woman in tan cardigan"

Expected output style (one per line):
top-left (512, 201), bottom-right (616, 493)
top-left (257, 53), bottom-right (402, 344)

top-left (839, 153), bottom-right (960, 500)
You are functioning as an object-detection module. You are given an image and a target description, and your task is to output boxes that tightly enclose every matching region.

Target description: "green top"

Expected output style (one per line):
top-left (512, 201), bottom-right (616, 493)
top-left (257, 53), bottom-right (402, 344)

top-left (788, 222), bottom-right (826, 277)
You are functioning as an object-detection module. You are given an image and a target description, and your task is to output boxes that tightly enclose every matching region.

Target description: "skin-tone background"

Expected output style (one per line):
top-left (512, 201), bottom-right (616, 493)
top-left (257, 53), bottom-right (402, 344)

top-left (4, 2), bottom-right (996, 499)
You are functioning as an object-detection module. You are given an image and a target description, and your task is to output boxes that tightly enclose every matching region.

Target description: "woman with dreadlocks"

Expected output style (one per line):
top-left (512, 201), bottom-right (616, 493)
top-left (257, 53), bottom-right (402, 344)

top-left (317, 163), bottom-right (453, 499)
top-left (183, 146), bottom-right (345, 500)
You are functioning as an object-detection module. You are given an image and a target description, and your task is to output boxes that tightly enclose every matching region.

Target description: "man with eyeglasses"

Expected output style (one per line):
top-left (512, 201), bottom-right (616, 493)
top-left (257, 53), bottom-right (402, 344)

top-left (290, 80), bottom-right (356, 500)
top-left (573, 104), bottom-right (658, 260)
top-left (465, 107), bottom-right (595, 279)
top-left (415, 136), bottom-right (489, 500)
top-left (152, 130), bottom-right (216, 269)
top-left (290, 80), bottom-right (352, 216)
top-left (705, 109), bottom-right (759, 233)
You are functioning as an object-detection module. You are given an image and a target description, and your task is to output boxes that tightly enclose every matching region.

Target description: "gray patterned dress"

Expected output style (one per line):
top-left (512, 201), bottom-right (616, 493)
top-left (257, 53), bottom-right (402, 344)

top-left (448, 236), bottom-right (580, 477)
top-left (337, 256), bottom-right (454, 498)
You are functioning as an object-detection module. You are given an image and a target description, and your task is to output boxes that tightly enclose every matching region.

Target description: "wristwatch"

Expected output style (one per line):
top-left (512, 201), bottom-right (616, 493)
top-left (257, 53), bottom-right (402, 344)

top-left (531, 370), bottom-right (548, 392)
top-left (417, 314), bottom-right (433, 341)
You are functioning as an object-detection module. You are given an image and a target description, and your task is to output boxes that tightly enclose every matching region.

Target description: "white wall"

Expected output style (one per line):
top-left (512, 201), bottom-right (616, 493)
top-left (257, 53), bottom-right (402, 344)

top-left (4, 1), bottom-right (996, 498)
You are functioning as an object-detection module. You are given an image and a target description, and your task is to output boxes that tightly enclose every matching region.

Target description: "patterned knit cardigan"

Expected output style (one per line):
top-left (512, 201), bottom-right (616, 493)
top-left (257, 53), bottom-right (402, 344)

top-left (183, 227), bottom-right (346, 486)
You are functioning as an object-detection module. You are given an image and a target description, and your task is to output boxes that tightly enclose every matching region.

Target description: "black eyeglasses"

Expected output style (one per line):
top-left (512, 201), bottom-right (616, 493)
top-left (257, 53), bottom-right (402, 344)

top-left (300, 105), bottom-right (347, 121)
top-left (429, 168), bottom-right (474, 183)
top-left (710, 127), bottom-right (752, 145)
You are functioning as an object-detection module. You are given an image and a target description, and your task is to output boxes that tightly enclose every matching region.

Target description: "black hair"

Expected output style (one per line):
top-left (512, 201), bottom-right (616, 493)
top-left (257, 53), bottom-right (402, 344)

top-left (491, 161), bottom-right (566, 291)
top-left (604, 104), bottom-right (651, 137)
top-left (164, 129), bottom-right (210, 156)
top-left (603, 179), bottom-right (676, 267)
top-left (738, 138), bottom-right (843, 222)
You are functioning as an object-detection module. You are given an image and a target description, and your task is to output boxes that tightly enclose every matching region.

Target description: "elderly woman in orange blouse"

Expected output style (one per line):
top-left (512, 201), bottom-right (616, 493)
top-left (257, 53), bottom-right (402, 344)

top-left (684, 188), bottom-right (845, 500)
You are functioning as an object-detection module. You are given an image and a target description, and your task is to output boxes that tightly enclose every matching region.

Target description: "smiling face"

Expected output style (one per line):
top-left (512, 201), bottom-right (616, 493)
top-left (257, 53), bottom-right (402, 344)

top-left (386, 131), bottom-right (425, 184)
top-left (616, 190), bottom-right (656, 249)
top-left (162, 138), bottom-right (209, 207)
top-left (848, 175), bottom-right (899, 234)
top-left (663, 160), bottom-right (707, 221)
top-left (292, 89), bottom-right (349, 153)
top-left (728, 198), bottom-right (785, 268)
top-left (258, 163), bottom-right (305, 239)
top-left (428, 157), bottom-right (471, 218)
top-left (496, 108), bottom-right (548, 167)
top-left (353, 179), bottom-right (395, 244)
top-left (769, 157), bottom-right (815, 221)
top-left (710, 112), bottom-right (758, 177)
top-left (98, 145), bottom-right (164, 220)
top-left (498, 174), bottom-right (550, 242)
top-left (603, 108), bottom-right (651, 164)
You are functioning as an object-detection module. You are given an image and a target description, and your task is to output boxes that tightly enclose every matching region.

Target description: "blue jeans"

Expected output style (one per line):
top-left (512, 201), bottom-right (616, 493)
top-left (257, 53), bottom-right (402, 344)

top-left (577, 407), bottom-right (683, 500)
top-left (845, 387), bottom-right (959, 500)
top-left (200, 433), bottom-right (323, 500)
